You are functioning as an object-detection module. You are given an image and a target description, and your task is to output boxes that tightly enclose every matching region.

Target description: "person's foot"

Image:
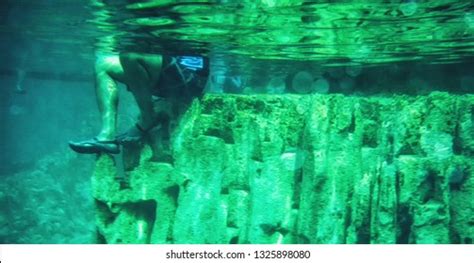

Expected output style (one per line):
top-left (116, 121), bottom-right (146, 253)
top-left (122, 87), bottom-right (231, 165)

top-left (69, 138), bottom-right (119, 154)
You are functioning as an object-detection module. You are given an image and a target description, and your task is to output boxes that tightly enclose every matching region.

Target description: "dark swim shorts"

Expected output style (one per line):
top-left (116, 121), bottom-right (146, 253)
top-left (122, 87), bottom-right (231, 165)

top-left (153, 55), bottom-right (209, 102)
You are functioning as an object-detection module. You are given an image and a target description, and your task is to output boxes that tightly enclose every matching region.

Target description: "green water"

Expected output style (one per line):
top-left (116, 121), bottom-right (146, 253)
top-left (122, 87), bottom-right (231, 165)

top-left (116, 0), bottom-right (474, 64)
top-left (0, 0), bottom-right (472, 244)
top-left (92, 1), bottom-right (474, 64)
top-left (2, 0), bottom-right (472, 66)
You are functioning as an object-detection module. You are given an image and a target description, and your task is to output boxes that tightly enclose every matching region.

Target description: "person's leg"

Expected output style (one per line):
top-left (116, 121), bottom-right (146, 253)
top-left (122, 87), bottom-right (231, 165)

top-left (95, 55), bottom-right (126, 141)
top-left (119, 53), bottom-right (175, 162)
top-left (120, 53), bottom-right (164, 130)
top-left (69, 54), bottom-right (126, 154)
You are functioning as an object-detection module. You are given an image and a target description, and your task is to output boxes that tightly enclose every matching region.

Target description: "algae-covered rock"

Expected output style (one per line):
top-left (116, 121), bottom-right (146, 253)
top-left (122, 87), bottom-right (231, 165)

top-left (92, 92), bottom-right (473, 244)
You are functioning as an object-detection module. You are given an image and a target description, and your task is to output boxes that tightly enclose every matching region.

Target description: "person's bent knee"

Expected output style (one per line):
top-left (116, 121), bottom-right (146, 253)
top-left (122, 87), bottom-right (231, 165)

top-left (95, 55), bottom-right (118, 70)
top-left (95, 55), bottom-right (125, 81)
top-left (121, 53), bottom-right (163, 68)
top-left (119, 52), bottom-right (143, 66)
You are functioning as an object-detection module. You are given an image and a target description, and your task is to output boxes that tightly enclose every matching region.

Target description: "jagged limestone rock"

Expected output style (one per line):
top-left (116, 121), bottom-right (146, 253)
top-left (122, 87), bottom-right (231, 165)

top-left (92, 92), bottom-right (473, 244)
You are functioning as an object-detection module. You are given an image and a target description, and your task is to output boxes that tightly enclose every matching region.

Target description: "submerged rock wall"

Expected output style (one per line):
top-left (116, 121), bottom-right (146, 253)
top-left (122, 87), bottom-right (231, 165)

top-left (92, 92), bottom-right (473, 244)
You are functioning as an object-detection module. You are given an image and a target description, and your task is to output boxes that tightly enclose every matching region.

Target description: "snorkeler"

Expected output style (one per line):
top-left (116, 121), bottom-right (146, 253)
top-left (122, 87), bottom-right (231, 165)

top-left (68, 53), bottom-right (209, 154)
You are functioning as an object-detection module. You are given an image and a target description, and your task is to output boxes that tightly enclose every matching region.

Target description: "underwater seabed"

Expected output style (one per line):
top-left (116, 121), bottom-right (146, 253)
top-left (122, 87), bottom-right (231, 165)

top-left (93, 91), bottom-right (473, 244)
top-left (0, 152), bottom-right (96, 244)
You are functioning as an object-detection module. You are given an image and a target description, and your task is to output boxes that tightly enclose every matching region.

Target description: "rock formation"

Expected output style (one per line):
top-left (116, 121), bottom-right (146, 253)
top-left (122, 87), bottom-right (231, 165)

top-left (92, 92), bottom-right (473, 244)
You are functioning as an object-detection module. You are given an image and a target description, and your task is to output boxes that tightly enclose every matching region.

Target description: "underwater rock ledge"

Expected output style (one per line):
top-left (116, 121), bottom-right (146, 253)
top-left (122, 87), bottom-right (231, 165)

top-left (92, 92), bottom-right (473, 244)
